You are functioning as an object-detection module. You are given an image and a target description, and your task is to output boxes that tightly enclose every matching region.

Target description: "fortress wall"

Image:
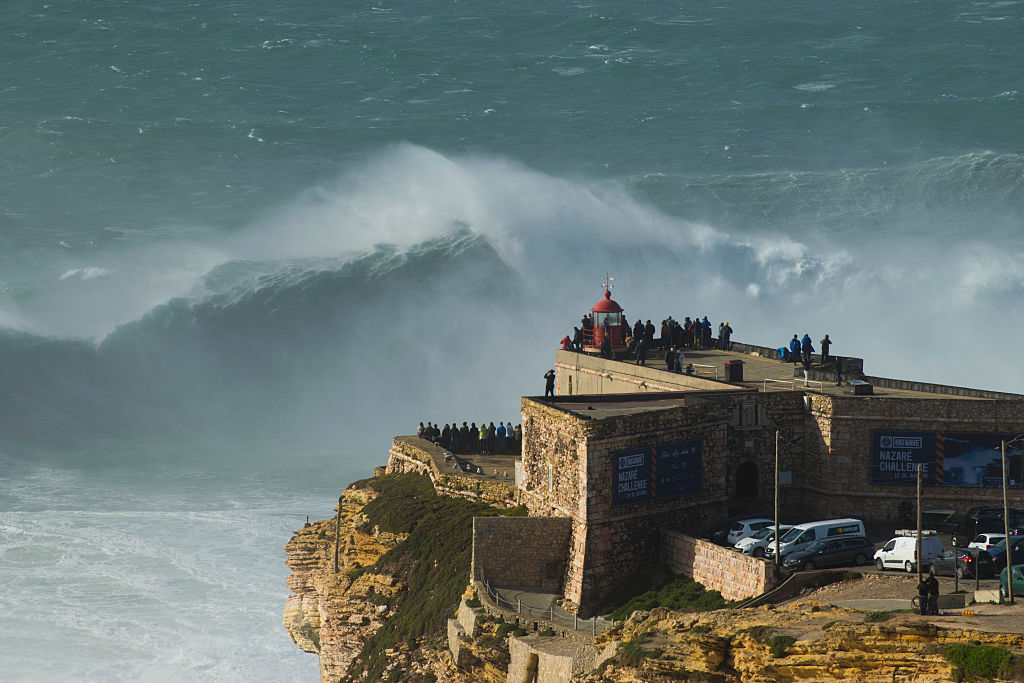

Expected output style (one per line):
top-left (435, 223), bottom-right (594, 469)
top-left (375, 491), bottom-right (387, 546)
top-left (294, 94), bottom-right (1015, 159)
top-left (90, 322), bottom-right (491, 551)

top-left (554, 349), bottom-right (727, 396)
top-left (519, 400), bottom-right (589, 519)
top-left (806, 395), bottom-right (1024, 523)
top-left (661, 529), bottom-right (775, 601)
top-left (471, 517), bottom-right (572, 594)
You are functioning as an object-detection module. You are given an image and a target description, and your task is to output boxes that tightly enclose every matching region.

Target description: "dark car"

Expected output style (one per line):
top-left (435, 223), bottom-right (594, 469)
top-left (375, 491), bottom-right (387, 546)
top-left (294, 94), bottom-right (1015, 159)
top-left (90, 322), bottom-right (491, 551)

top-left (927, 548), bottom-right (994, 579)
top-left (782, 536), bottom-right (873, 571)
top-left (988, 536), bottom-right (1024, 570)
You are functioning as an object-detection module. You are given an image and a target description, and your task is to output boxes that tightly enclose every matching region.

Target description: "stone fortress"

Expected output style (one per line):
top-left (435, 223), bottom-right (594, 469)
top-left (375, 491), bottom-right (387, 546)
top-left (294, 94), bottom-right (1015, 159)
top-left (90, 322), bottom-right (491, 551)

top-left (390, 289), bottom-right (1024, 621)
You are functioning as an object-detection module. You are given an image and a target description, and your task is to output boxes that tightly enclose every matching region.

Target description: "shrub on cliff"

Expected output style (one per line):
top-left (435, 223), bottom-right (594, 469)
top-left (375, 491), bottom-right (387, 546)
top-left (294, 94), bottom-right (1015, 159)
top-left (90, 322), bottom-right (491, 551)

top-left (599, 566), bottom-right (735, 621)
top-left (944, 643), bottom-right (1020, 681)
top-left (344, 474), bottom-right (522, 682)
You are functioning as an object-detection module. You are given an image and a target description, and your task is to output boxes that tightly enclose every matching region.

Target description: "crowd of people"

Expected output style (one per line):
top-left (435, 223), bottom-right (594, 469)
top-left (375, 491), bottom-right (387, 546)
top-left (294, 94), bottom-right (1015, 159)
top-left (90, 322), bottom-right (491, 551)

top-left (560, 308), bottom-right (846, 385)
top-left (780, 333), bottom-right (842, 385)
top-left (562, 315), bottom-right (735, 355)
top-left (417, 421), bottom-right (522, 455)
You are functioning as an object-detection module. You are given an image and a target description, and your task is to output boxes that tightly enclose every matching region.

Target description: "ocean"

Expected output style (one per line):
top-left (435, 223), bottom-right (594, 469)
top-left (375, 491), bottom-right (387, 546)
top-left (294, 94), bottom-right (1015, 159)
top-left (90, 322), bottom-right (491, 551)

top-left (1, 1), bottom-right (1022, 679)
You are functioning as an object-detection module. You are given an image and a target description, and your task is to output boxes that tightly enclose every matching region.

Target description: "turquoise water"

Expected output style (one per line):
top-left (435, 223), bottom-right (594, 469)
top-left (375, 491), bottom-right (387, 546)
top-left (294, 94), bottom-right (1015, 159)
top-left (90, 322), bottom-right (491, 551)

top-left (1, 1), bottom-right (1023, 679)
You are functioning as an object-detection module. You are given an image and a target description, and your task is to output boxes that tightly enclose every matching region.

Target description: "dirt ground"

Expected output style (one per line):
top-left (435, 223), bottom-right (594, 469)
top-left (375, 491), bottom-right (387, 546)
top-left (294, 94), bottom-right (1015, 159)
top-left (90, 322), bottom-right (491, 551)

top-left (786, 573), bottom-right (1024, 635)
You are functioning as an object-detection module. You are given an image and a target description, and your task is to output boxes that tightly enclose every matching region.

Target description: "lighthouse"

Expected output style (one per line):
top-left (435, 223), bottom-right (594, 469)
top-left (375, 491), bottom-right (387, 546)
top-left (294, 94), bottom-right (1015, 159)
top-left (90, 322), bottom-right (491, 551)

top-left (584, 283), bottom-right (626, 355)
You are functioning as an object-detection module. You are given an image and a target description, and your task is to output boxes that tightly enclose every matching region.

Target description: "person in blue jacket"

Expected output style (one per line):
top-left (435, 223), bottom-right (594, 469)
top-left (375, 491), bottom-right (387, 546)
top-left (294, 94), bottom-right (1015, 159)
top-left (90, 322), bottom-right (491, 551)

top-left (801, 334), bottom-right (815, 366)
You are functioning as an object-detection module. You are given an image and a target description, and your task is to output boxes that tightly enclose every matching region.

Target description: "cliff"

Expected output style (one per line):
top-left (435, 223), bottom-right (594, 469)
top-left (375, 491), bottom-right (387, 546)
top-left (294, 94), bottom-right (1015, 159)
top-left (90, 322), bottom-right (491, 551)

top-left (283, 473), bottom-right (523, 682)
top-left (285, 473), bottom-right (1024, 682)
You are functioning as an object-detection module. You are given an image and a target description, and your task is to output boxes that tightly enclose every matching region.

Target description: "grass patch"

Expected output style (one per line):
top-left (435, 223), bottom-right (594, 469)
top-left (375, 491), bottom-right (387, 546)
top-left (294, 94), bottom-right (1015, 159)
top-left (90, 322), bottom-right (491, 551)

top-left (598, 566), bottom-right (736, 621)
top-left (618, 633), bottom-right (663, 668)
top-left (864, 611), bottom-right (894, 623)
top-left (944, 643), bottom-right (1021, 681)
top-left (342, 474), bottom-right (520, 682)
top-left (769, 635), bottom-right (796, 658)
top-left (737, 625), bottom-right (774, 644)
top-left (690, 624), bottom-right (710, 634)
top-left (538, 627), bottom-right (555, 637)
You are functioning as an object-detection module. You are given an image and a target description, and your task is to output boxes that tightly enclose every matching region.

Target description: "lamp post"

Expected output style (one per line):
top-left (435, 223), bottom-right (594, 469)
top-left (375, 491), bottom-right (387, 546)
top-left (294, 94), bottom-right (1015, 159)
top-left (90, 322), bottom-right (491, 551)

top-left (1002, 440), bottom-right (1014, 605)
top-left (774, 430), bottom-right (780, 567)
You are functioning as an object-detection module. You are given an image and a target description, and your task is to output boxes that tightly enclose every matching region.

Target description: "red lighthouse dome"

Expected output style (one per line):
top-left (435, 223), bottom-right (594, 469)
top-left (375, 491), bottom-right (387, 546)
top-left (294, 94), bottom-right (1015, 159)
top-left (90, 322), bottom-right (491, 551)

top-left (584, 287), bottom-right (626, 354)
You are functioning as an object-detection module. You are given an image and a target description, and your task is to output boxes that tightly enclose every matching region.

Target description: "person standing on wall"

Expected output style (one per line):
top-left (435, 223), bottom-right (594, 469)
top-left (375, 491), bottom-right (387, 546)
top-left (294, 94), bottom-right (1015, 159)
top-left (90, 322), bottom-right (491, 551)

top-left (820, 334), bottom-right (832, 365)
top-left (834, 357), bottom-right (843, 386)
top-left (636, 337), bottom-right (648, 366)
top-left (721, 322), bottom-right (733, 351)
top-left (544, 369), bottom-right (556, 398)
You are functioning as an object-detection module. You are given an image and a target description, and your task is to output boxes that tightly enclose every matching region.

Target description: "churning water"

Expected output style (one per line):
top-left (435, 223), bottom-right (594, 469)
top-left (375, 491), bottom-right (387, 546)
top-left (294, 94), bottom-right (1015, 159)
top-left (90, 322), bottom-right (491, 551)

top-left (2, 1), bottom-right (1023, 679)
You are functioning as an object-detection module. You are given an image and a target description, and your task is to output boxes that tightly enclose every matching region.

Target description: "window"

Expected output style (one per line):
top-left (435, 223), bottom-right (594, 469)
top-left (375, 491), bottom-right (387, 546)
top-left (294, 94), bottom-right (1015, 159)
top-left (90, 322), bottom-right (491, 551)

top-left (798, 531), bottom-right (814, 543)
top-left (883, 540), bottom-right (896, 552)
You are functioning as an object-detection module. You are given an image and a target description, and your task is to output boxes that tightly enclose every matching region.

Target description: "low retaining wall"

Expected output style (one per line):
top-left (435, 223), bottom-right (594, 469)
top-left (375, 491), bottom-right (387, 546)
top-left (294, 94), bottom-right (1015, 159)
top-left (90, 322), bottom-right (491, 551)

top-left (386, 437), bottom-right (517, 505)
top-left (661, 529), bottom-right (775, 601)
top-left (472, 517), bottom-right (573, 593)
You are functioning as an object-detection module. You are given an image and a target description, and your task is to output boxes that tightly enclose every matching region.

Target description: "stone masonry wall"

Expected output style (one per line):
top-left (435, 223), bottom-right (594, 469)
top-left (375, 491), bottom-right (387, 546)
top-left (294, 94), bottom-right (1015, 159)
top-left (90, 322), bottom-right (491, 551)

top-left (661, 529), bottom-right (775, 601)
top-left (471, 516), bottom-right (573, 593)
top-left (805, 394), bottom-right (1024, 524)
top-left (554, 349), bottom-right (728, 396)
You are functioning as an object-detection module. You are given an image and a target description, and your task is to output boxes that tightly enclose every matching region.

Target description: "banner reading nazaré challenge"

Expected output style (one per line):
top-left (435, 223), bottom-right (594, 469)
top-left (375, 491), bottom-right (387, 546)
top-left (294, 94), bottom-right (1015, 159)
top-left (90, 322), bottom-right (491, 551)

top-left (612, 438), bottom-right (702, 506)
top-left (870, 430), bottom-right (1023, 488)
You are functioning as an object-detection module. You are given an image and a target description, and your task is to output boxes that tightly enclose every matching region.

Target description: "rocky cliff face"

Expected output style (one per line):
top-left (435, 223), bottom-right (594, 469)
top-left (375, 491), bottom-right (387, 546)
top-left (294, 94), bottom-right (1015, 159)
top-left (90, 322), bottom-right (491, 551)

top-left (585, 602), bottom-right (1024, 682)
top-left (285, 476), bottom-right (1024, 682)
top-left (282, 476), bottom-right (516, 682)
top-left (283, 485), bottom-right (408, 681)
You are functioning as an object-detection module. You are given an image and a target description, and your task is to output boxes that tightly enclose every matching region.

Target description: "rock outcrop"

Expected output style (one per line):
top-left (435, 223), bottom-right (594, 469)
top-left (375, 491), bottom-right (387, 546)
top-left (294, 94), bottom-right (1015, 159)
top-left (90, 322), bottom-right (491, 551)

top-left (283, 485), bottom-right (406, 681)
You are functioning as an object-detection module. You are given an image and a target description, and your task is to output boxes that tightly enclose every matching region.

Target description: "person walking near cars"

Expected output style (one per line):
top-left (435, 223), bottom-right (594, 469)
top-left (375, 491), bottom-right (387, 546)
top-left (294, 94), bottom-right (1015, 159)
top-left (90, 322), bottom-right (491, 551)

top-left (926, 570), bottom-right (940, 615)
top-left (917, 574), bottom-right (930, 615)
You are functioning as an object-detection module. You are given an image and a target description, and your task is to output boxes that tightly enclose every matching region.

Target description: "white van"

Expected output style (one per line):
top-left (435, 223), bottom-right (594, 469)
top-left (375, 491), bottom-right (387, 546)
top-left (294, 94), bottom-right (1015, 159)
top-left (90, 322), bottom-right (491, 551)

top-left (765, 518), bottom-right (865, 559)
top-left (873, 530), bottom-right (943, 573)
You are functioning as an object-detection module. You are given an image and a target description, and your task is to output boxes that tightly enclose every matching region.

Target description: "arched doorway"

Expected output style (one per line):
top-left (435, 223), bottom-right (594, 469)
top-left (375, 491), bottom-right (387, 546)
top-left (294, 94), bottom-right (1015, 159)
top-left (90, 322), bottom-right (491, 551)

top-left (735, 461), bottom-right (759, 499)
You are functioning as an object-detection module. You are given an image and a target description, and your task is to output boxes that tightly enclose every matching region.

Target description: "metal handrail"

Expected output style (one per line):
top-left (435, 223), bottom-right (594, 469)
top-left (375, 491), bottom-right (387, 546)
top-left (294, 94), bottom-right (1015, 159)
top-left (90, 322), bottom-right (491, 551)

top-left (477, 574), bottom-right (612, 634)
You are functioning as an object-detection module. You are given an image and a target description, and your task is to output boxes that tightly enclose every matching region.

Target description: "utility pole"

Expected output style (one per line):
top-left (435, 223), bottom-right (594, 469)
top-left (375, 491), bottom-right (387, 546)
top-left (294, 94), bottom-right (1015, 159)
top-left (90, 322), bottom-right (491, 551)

top-left (1003, 440), bottom-right (1014, 605)
top-left (774, 430), bottom-right (780, 566)
top-left (333, 495), bottom-right (343, 573)
top-left (916, 463), bottom-right (923, 583)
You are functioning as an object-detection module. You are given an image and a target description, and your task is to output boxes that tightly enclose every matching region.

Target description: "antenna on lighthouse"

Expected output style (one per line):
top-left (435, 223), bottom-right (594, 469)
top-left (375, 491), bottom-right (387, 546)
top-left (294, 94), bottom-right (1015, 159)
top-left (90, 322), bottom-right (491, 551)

top-left (602, 273), bottom-right (614, 291)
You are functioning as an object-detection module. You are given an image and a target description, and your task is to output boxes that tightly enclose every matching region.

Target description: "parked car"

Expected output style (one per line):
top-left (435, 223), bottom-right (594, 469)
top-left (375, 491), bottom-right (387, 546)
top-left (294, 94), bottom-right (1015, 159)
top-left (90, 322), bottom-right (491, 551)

top-left (967, 533), bottom-right (1007, 552)
top-left (766, 518), bottom-right (865, 560)
top-left (782, 536), bottom-right (873, 571)
top-left (953, 507), bottom-right (1024, 542)
top-left (921, 508), bottom-right (958, 533)
top-left (927, 548), bottom-right (994, 579)
top-left (874, 532), bottom-right (943, 573)
top-left (988, 536), bottom-right (1024, 570)
top-left (1000, 564), bottom-right (1024, 600)
top-left (735, 525), bottom-right (794, 557)
top-left (726, 518), bottom-right (774, 545)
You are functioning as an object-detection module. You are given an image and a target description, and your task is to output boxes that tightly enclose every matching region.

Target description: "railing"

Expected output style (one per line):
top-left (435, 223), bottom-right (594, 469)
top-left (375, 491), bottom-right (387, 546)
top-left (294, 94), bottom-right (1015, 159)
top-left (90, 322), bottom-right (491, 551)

top-left (478, 575), bottom-right (612, 635)
top-left (762, 378), bottom-right (824, 392)
top-left (691, 363), bottom-right (719, 380)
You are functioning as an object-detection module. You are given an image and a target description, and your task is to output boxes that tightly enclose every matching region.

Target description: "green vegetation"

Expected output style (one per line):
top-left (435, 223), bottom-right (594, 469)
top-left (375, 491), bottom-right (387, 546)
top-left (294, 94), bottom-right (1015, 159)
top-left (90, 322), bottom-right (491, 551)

top-left (464, 597), bottom-right (481, 608)
top-left (768, 635), bottom-right (796, 658)
top-left (538, 627), bottom-right (555, 637)
top-left (944, 644), bottom-right (1022, 681)
top-left (690, 624), bottom-right (710, 634)
top-left (860, 610), bottom-right (892, 622)
top-left (737, 625), bottom-right (774, 644)
top-left (343, 474), bottom-right (523, 682)
top-left (618, 632), bottom-right (663, 668)
top-left (599, 566), bottom-right (736, 621)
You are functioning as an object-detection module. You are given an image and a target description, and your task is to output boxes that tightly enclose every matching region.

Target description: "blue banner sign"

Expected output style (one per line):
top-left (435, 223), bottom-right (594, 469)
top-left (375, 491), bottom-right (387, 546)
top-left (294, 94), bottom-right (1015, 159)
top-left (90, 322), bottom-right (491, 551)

top-left (612, 439), bottom-right (702, 506)
top-left (871, 430), bottom-right (1022, 488)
